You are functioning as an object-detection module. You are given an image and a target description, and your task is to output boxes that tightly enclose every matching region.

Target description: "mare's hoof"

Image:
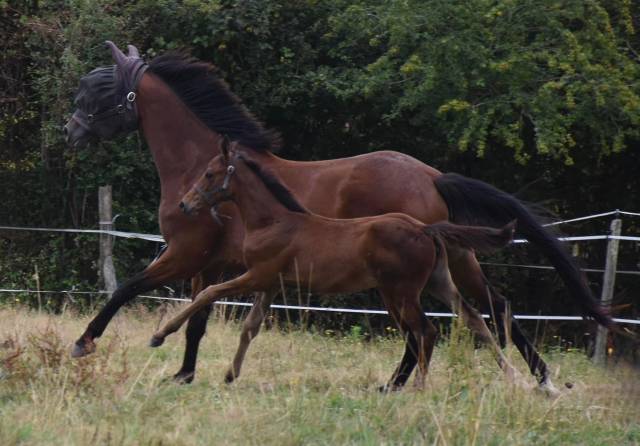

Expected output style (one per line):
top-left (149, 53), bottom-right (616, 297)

top-left (71, 338), bottom-right (96, 358)
top-left (536, 379), bottom-right (562, 398)
top-left (224, 370), bottom-right (237, 384)
top-left (378, 383), bottom-right (402, 393)
top-left (149, 335), bottom-right (165, 347)
top-left (172, 371), bottom-right (195, 385)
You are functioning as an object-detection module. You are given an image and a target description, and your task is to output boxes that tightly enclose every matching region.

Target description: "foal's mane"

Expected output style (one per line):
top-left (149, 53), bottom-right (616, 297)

top-left (239, 156), bottom-right (309, 214)
top-left (148, 53), bottom-right (282, 152)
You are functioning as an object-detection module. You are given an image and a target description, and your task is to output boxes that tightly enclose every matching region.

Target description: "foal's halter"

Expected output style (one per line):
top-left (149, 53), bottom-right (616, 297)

top-left (195, 164), bottom-right (236, 225)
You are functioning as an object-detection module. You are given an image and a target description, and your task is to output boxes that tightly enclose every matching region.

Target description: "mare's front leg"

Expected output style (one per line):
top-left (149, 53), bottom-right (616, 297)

top-left (72, 245), bottom-right (199, 357)
top-left (150, 272), bottom-right (256, 346)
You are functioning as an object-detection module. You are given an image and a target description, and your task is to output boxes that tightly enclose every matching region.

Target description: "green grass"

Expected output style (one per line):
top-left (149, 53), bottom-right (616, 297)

top-left (0, 305), bottom-right (638, 445)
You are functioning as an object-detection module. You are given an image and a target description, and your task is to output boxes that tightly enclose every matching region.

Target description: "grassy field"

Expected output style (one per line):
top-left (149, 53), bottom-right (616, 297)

top-left (0, 305), bottom-right (638, 445)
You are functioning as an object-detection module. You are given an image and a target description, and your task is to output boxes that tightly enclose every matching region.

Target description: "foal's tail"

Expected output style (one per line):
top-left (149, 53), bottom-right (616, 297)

top-left (433, 172), bottom-right (613, 328)
top-left (423, 221), bottom-right (516, 255)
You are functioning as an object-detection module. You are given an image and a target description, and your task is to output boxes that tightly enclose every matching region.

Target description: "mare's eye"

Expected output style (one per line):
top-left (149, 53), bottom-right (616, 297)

top-left (205, 172), bottom-right (213, 179)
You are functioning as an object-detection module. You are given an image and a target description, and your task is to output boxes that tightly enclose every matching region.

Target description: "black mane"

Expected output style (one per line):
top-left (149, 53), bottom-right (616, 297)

top-left (240, 156), bottom-right (308, 214)
top-left (148, 53), bottom-right (281, 152)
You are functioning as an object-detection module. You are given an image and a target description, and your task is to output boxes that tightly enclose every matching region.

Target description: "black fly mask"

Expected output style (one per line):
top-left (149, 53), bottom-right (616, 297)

top-left (65, 41), bottom-right (147, 147)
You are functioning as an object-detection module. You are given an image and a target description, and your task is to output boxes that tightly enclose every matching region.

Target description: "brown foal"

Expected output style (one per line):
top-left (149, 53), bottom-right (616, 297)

top-left (150, 140), bottom-right (517, 389)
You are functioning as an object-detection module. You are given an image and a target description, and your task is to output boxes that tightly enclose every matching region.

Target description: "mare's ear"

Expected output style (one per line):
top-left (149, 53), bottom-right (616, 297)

top-left (105, 41), bottom-right (127, 67)
top-left (127, 45), bottom-right (140, 58)
top-left (221, 135), bottom-right (231, 162)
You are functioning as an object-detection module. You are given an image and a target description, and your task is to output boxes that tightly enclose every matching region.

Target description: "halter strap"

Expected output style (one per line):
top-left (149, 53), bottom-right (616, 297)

top-left (195, 185), bottom-right (215, 207)
top-left (194, 164), bottom-right (236, 207)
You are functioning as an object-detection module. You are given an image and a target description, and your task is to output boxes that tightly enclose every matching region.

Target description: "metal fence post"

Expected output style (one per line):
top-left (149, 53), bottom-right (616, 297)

top-left (593, 215), bottom-right (622, 365)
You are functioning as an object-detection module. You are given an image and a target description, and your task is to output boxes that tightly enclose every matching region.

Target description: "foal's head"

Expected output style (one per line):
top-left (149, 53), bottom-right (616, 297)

top-left (180, 137), bottom-right (238, 216)
top-left (64, 41), bottom-right (147, 148)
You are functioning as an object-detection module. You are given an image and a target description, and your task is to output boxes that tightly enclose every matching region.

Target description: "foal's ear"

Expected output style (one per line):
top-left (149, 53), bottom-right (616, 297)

top-left (221, 135), bottom-right (231, 161)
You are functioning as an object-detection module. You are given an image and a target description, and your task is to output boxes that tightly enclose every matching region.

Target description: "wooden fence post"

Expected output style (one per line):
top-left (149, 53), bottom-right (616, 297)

top-left (98, 186), bottom-right (117, 295)
top-left (593, 216), bottom-right (622, 365)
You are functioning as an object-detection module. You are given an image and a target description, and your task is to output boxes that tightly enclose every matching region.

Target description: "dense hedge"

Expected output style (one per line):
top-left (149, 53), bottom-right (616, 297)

top-left (1, 1), bottom-right (639, 339)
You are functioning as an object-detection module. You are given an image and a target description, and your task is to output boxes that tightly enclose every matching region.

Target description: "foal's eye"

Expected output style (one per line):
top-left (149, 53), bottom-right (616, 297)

top-left (205, 172), bottom-right (213, 179)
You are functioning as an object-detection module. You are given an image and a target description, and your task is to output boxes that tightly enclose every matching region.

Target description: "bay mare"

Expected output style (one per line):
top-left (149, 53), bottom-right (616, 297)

top-left (63, 41), bottom-right (611, 395)
top-left (150, 140), bottom-right (518, 389)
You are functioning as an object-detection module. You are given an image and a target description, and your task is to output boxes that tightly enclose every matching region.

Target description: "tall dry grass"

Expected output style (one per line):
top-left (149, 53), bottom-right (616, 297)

top-left (1, 304), bottom-right (638, 445)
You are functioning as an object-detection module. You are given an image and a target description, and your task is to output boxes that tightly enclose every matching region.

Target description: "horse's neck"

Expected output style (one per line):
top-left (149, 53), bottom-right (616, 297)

top-left (233, 162), bottom-right (296, 232)
top-left (136, 74), bottom-right (220, 202)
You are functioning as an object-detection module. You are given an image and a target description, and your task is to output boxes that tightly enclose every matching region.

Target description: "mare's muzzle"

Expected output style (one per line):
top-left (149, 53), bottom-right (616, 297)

top-left (64, 110), bottom-right (94, 148)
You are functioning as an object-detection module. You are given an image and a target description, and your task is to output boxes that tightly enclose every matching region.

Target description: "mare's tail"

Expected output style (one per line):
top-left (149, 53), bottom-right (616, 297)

top-left (433, 172), bottom-right (613, 328)
top-left (424, 221), bottom-right (515, 255)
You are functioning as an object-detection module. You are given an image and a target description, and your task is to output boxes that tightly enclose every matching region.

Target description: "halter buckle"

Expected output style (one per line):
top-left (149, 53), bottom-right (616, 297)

top-left (126, 92), bottom-right (137, 102)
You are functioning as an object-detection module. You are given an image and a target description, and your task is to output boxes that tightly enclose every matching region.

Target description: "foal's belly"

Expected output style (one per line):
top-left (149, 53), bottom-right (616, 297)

top-left (279, 241), bottom-right (377, 294)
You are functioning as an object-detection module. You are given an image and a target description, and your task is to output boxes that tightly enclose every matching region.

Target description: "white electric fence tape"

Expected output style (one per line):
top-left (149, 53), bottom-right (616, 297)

top-left (1, 288), bottom-right (638, 325)
top-left (0, 225), bottom-right (164, 242)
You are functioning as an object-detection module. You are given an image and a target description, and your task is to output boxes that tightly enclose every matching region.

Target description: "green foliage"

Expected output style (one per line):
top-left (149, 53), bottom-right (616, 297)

top-left (322, 0), bottom-right (640, 164)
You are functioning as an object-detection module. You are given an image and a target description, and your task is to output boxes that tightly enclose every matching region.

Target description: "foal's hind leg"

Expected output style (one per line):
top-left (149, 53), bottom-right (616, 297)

top-left (224, 290), bottom-right (278, 383)
top-left (449, 251), bottom-right (559, 396)
top-left (379, 286), bottom-right (438, 391)
top-left (426, 248), bottom-right (517, 380)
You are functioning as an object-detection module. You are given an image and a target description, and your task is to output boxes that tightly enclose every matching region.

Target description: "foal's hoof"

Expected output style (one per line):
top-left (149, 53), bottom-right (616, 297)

top-left (71, 338), bottom-right (96, 358)
top-left (149, 335), bottom-right (165, 347)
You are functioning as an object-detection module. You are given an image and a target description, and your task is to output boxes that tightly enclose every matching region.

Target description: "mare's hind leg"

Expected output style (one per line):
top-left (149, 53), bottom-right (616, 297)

top-left (379, 330), bottom-right (419, 392)
top-left (224, 290), bottom-right (278, 383)
top-left (449, 251), bottom-right (559, 396)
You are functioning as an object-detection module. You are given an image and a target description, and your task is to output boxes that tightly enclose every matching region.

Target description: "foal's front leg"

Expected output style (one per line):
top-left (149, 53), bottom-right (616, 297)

top-left (150, 273), bottom-right (256, 346)
top-left (224, 290), bottom-right (278, 383)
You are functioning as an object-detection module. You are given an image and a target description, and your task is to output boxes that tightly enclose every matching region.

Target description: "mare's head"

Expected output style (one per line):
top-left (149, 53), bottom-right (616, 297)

top-left (180, 137), bottom-right (239, 217)
top-left (63, 41), bottom-right (147, 148)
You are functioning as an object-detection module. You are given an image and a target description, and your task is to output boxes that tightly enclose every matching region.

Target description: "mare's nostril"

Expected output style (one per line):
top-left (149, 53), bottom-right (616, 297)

top-left (63, 126), bottom-right (69, 136)
top-left (179, 201), bottom-right (185, 209)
